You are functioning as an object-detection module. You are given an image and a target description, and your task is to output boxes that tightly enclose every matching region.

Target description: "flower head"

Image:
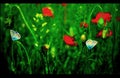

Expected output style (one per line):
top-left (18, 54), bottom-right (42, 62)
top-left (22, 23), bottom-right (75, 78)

top-left (63, 35), bottom-right (77, 46)
top-left (42, 7), bottom-right (54, 17)
top-left (92, 12), bottom-right (111, 26)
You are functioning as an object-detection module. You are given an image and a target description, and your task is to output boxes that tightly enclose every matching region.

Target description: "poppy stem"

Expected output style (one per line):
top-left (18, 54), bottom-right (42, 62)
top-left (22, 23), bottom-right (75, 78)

top-left (13, 4), bottom-right (38, 43)
top-left (16, 41), bottom-right (32, 74)
top-left (11, 43), bottom-right (16, 73)
top-left (88, 4), bottom-right (103, 39)
top-left (11, 42), bottom-right (14, 64)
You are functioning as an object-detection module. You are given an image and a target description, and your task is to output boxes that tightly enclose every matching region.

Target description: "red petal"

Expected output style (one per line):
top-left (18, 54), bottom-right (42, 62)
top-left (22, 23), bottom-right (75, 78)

top-left (42, 7), bottom-right (53, 17)
top-left (92, 12), bottom-right (111, 24)
top-left (91, 18), bottom-right (98, 24)
top-left (102, 12), bottom-right (111, 22)
top-left (63, 35), bottom-right (77, 46)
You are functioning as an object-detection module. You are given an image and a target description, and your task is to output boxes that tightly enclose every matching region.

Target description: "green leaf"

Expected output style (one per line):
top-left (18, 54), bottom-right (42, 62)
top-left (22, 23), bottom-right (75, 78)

top-left (91, 62), bottom-right (95, 70)
top-left (98, 18), bottom-right (104, 25)
top-left (69, 27), bottom-right (74, 36)
top-left (97, 18), bottom-right (104, 28)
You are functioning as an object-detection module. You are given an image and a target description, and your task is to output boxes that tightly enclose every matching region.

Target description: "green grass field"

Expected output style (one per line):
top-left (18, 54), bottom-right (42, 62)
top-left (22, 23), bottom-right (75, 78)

top-left (0, 3), bottom-right (120, 74)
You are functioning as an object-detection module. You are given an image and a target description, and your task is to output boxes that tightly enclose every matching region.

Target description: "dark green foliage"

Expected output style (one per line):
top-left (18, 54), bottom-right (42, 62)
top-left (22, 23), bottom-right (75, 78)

top-left (0, 3), bottom-right (120, 74)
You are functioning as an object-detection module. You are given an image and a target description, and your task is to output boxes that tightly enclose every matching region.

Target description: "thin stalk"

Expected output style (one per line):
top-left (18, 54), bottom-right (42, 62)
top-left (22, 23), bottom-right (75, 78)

top-left (11, 43), bottom-right (16, 73)
top-left (16, 41), bottom-right (32, 74)
top-left (112, 4), bottom-right (118, 73)
top-left (13, 4), bottom-right (38, 43)
top-left (88, 4), bottom-right (103, 39)
top-left (11, 43), bottom-right (14, 64)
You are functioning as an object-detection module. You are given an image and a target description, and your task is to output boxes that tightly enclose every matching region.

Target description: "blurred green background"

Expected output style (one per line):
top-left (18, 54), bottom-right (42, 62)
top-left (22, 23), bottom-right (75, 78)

top-left (0, 3), bottom-right (120, 74)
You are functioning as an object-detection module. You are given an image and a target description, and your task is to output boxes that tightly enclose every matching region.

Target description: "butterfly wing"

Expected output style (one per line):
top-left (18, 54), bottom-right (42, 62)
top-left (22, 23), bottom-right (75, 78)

top-left (92, 41), bottom-right (98, 48)
top-left (86, 39), bottom-right (93, 49)
top-left (86, 39), bottom-right (98, 50)
top-left (10, 30), bottom-right (21, 41)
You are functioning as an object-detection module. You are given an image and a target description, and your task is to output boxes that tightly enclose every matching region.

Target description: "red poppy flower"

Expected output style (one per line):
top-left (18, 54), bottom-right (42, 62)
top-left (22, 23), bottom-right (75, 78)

top-left (116, 17), bottom-right (120, 21)
top-left (92, 12), bottom-right (111, 26)
top-left (42, 7), bottom-right (54, 17)
top-left (80, 22), bottom-right (88, 28)
top-left (96, 30), bottom-right (103, 37)
top-left (63, 35), bottom-right (77, 46)
top-left (61, 3), bottom-right (67, 6)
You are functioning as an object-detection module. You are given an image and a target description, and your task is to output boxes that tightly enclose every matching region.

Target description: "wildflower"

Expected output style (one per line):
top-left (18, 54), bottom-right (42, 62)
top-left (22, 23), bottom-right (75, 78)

top-left (42, 22), bottom-right (47, 27)
top-left (42, 7), bottom-right (54, 17)
top-left (63, 35), bottom-right (77, 46)
top-left (35, 13), bottom-right (43, 20)
top-left (92, 12), bottom-right (111, 26)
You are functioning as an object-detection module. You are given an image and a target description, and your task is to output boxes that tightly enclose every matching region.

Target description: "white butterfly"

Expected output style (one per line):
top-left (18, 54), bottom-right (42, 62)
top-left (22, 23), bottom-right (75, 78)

top-left (10, 30), bottom-right (21, 41)
top-left (86, 39), bottom-right (98, 50)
